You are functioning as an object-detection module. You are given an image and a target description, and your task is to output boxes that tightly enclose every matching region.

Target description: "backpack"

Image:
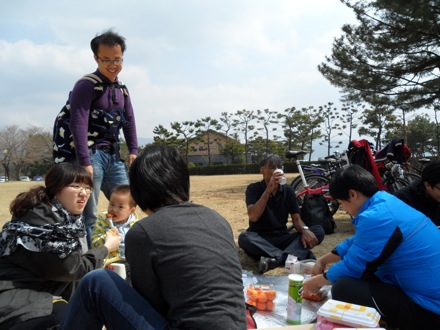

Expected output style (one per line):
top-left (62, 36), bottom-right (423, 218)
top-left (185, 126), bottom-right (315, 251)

top-left (52, 74), bottom-right (129, 164)
top-left (301, 194), bottom-right (336, 234)
top-left (347, 139), bottom-right (387, 190)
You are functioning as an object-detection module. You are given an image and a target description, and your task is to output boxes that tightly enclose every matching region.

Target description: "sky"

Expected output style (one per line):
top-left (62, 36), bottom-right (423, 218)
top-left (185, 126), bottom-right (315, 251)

top-left (1, 0), bottom-right (358, 157)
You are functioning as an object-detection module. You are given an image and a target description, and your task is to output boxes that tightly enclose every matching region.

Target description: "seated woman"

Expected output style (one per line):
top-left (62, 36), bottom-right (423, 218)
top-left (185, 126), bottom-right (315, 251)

top-left (59, 145), bottom-right (247, 330)
top-left (0, 163), bottom-right (121, 330)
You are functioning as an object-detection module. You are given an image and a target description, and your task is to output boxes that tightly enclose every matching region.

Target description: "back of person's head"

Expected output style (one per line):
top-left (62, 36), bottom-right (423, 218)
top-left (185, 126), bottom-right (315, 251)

top-left (129, 145), bottom-right (189, 212)
top-left (111, 184), bottom-right (137, 208)
top-left (422, 160), bottom-right (440, 187)
top-left (10, 163), bottom-right (92, 217)
top-left (259, 154), bottom-right (283, 168)
top-left (90, 29), bottom-right (126, 56)
top-left (330, 165), bottom-right (379, 200)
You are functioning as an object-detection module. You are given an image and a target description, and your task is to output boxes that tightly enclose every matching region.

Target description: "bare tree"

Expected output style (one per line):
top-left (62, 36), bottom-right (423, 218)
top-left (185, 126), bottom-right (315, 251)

top-left (256, 109), bottom-right (278, 155)
top-left (171, 121), bottom-right (196, 164)
top-left (232, 109), bottom-right (256, 164)
top-left (195, 117), bottom-right (222, 166)
top-left (0, 125), bottom-right (25, 179)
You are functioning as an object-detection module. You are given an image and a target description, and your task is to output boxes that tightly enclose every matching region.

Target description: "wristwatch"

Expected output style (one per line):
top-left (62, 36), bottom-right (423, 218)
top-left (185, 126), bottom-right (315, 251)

top-left (302, 226), bottom-right (310, 231)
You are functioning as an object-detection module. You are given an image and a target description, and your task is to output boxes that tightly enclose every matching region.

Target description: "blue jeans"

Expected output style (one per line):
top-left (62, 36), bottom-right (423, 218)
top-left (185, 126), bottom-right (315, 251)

top-left (83, 149), bottom-right (128, 244)
top-left (59, 269), bottom-right (168, 330)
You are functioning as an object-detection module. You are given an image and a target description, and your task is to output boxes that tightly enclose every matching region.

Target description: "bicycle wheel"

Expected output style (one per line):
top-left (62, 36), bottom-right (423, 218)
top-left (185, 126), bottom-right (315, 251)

top-left (290, 173), bottom-right (322, 187)
top-left (383, 177), bottom-right (409, 194)
top-left (404, 172), bottom-right (420, 183)
top-left (292, 174), bottom-right (339, 215)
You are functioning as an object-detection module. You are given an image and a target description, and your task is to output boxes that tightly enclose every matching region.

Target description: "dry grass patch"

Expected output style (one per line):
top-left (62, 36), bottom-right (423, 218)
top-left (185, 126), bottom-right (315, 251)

top-left (0, 175), bottom-right (354, 275)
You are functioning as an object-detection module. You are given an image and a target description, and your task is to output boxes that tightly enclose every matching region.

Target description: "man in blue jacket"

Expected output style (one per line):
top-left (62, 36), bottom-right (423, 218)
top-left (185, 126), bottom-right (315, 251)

top-left (304, 165), bottom-right (440, 330)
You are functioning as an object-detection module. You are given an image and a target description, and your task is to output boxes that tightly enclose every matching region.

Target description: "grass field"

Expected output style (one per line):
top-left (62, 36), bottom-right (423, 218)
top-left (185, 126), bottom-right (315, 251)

top-left (0, 175), bottom-right (354, 275)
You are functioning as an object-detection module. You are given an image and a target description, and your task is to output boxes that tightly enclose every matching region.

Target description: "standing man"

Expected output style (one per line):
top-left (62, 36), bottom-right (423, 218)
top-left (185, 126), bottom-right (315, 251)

top-left (69, 29), bottom-right (138, 243)
top-left (238, 154), bottom-right (324, 274)
top-left (394, 160), bottom-right (440, 226)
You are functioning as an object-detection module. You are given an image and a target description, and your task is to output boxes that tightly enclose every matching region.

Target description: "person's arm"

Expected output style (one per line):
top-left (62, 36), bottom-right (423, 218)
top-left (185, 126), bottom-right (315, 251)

top-left (247, 187), bottom-right (272, 222)
top-left (312, 251), bottom-right (341, 275)
top-left (291, 213), bottom-right (318, 248)
top-left (70, 80), bottom-right (95, 167)
top-left (303, 274), bottom-right (331, 294)
top-left (303, 251), bottom-right (341, 294)
top-left (247, 172), bottom-right (283, 222)
top-left (121, 91), bottom-right (138, 163)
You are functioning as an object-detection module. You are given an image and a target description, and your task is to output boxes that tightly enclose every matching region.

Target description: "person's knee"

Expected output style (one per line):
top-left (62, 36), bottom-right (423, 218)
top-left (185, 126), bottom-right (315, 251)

top-left (237, 232), bottom-right (247, 249)
top-left (331, 277), bottom-right (365, 301)
top-left (80, 269), bottom-right (111, 290)
top-left (311, 225), bottom-right (325, 244)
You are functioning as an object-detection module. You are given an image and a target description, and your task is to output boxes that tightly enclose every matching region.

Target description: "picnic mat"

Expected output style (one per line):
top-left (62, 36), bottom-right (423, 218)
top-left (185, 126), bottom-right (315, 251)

top-left (242, 271), bottom-right (330, 328)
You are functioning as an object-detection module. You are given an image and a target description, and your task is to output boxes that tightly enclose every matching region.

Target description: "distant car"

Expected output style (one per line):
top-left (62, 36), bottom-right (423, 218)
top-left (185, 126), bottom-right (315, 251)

top-left (20, 176), bottom-right (31, 182)
top-left (33, 175), bottom-right (43, 182)
top-left (0, 176), bottom-right (8, 182)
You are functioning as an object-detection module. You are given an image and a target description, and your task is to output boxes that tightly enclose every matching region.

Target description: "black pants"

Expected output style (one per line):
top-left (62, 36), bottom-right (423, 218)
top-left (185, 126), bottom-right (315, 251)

top-left (332, 277), bottom-right (440, 330)
top-left (9, 300), bottom-right (68, 330)
top-left (238, 225), bottom-right (325, 263)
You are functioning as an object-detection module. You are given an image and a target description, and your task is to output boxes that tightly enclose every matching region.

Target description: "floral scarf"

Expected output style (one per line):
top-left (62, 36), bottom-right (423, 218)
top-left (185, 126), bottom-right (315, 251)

top-left (0, 198), bottom-right (86, 258)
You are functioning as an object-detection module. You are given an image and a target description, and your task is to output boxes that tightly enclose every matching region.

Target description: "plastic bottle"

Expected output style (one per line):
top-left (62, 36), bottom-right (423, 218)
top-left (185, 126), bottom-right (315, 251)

top-left (106, 213), bottom-right (114, 228)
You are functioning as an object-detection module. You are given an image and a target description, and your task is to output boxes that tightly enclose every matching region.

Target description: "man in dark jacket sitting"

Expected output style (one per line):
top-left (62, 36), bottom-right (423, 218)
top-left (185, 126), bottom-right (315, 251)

top-left (395, 160), bottom-right (440, 226)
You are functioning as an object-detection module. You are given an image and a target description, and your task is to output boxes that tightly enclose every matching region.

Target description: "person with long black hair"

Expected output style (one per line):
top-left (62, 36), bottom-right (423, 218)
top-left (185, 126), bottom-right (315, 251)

top-left (59, 145), bottom-right (247, 330)
top-left (0, 163), bottom-right (121, 329)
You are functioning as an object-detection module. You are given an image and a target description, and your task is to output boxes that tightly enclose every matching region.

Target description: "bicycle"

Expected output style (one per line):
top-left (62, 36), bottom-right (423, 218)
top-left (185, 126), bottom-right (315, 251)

top-left (379, 161), bottom-right (411, 194)
top-left (293, 151), bottom-right (349, 180)
top-left (404, 158), bottom-right (431, 183)
top-left (285, 150), bottom-right (340, 215)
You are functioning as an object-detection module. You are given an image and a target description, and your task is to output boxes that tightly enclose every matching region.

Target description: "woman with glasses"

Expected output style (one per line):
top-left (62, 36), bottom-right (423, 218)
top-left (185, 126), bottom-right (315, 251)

top-left (0, 163), bottom-right (122, 330)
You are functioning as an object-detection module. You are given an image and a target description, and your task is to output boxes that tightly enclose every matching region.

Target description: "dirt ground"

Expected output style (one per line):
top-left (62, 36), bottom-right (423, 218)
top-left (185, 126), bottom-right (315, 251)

top-left (189, 174), bottom-right (354, 275)
top-left (0, 174), bottom-right (354, 275)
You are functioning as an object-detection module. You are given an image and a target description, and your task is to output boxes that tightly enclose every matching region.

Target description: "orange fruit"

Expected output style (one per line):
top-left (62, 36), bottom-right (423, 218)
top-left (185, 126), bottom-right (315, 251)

top-left (266, 300), bottom-right (274, 311)
top-left (265, 289), bottom-right (276, 300)
top-left (247, 288), bottom-right (258, 299)
top-left (246, 299), bottom-right (257, 307)
top-left (257, 301), bottom-right (266, 311)
top-left (257, 291), bottom-right (267, 302)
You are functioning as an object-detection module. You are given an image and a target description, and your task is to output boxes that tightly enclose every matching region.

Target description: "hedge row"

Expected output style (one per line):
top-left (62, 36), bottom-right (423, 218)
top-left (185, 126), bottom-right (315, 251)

top-left (188, 162), bottom-right (304, 176)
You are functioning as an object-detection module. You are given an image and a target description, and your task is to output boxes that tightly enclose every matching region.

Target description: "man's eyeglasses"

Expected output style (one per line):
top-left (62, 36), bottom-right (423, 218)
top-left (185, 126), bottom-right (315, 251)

top-left (97, 57), bottom-right (123, 65)
top-left (68, 185), bottom-right (92, 194)
top-left (433, 185), bottom-right (440, 191)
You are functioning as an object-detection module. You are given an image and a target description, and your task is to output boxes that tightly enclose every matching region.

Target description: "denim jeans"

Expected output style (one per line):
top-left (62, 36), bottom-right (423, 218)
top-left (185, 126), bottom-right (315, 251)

top-left (83, 149), bottom-right (128, 244)
top-left (59, 269), bottom-right (168, 330)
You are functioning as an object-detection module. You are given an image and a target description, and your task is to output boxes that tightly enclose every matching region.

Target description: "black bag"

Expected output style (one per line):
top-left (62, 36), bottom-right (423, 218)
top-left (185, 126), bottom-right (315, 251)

top-left (301, 194), bottom-right (336, 234)
top-left (52, 74), bottom-right (129, 164)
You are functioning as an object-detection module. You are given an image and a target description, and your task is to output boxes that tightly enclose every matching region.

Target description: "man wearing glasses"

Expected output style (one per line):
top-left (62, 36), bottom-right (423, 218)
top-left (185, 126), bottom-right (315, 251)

top-left (395, 160), bottom-right (440, 226)
top-left (69, 29), bottom-right (138, 246)
top-left (238, 154), bottom-right (325, 274)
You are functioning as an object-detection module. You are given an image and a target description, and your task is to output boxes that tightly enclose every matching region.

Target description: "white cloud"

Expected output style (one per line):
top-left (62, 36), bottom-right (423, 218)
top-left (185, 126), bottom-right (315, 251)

top-left (1, 0), bottom-right (357, 157)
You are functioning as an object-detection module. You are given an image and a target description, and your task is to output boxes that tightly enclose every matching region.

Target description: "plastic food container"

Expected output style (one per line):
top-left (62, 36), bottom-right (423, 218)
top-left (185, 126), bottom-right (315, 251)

top-left (298, 259), bottom-right (316, 275)
top-left (317, 299), bottom-right (381, 328)
top-left (246, 284), bottom-right (277, 312)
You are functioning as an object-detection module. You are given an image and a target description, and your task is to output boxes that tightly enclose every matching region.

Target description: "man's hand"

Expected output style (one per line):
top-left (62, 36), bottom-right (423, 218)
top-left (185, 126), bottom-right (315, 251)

top-left (104, 227), bottom-right (122, 252)
top-left (128, 154), bottom-right (137, 167)
top-left (303, 274), bottom-right (329, 294)
top-left (83, 165), bottom-right (93, 179)
top-left (301, 229), bottom-right (318, 249)
top-left (268, 170), bottom-right (284, 190)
